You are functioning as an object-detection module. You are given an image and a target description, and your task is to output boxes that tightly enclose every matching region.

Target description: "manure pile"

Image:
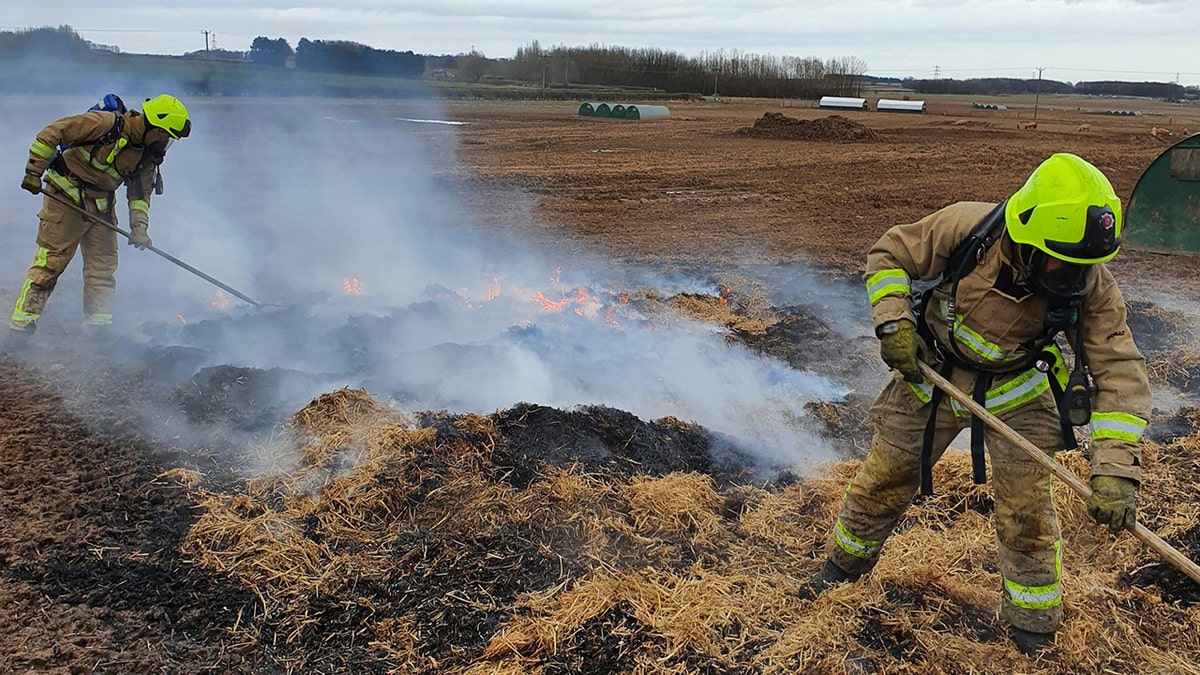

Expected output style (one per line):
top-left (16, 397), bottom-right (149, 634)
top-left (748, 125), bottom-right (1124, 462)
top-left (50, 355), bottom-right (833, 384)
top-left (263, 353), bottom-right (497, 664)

top-left (738, 113), bottom-right (881, 142)
top-left (179, 388), bottom-right (1200, 674)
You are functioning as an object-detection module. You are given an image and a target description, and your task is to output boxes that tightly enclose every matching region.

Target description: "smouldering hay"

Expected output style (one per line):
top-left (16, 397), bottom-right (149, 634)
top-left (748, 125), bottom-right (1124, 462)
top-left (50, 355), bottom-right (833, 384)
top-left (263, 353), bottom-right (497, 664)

top-left (666, 292), bottom-right (777, 335)
top-left (183, 389), bottom-right (1200, 674)
top-left (291, 387), bottom-right (400, 467)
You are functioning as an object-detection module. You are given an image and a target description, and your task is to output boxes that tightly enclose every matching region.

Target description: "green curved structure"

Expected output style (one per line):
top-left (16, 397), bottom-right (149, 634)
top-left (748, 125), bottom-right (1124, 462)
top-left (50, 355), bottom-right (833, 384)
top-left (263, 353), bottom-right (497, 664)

top-left (595, 103), bottom-right (612, 118)
top-left (578, 102), bottom-right (595, 116)
top-left (610, 104), bottom-right (627, 119)
top-left (1126, 134), bottom-right (1200, 254)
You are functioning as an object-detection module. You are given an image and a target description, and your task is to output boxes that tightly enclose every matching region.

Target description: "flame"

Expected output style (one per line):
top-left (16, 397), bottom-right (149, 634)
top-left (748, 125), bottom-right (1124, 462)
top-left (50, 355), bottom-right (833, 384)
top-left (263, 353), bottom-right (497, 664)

top-left (175, 314), bottom-right (186, 325)
top-left (210, 290), bottom-right (229, 311)
top-left (486, 277), bottom-right (501, 302)
top-left (344, 277), bottom-right (363, 295)
top-left (718, 285), bottom-right (731, 308)
top-left (533, 291), bottom-right (572, 312)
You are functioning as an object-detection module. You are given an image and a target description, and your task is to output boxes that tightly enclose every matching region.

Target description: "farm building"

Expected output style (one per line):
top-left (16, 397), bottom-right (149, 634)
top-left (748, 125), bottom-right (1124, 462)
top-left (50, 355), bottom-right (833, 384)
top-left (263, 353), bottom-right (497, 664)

top-left (1104, 110), bottom-right (1143, 116)
top-left (972, 102), bottom-right (1008, 110)
top-left (819, 96), bottom-right (869, 111)
top-left (877, 99), bottom-right (926, 114)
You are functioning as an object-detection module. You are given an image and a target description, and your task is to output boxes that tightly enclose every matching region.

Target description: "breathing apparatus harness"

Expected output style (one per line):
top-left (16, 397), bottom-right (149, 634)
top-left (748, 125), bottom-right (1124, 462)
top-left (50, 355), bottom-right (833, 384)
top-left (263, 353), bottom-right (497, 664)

top-left (912, 200), bottom-right (1093, 495)
top-left (48, 94), bottom-right (166, 198)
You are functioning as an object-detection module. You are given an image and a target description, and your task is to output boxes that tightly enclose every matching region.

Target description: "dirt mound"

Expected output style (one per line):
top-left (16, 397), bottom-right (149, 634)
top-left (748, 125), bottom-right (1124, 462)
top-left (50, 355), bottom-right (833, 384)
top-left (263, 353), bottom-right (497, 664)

top-left (177, 388), bottom-right (1200, 674)
top-left (738, 113), bottom-right (881, 142)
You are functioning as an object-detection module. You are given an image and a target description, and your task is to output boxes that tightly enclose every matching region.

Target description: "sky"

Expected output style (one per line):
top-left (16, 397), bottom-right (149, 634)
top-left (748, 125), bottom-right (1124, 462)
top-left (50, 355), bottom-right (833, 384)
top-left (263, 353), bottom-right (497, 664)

top-left (4, 0), bottom-right (1200, 86)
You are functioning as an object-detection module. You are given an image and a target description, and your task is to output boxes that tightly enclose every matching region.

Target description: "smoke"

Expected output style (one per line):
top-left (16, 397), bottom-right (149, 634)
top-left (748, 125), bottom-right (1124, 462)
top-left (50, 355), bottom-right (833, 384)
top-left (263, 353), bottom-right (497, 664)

top-left (0, 87), bottom-right (868, 474)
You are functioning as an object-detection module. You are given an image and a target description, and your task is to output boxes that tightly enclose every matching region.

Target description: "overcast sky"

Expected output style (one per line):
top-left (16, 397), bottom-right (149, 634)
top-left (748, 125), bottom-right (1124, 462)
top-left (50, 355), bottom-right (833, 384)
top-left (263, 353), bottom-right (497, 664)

top-left (5, 1), bottom-right (1199, 85)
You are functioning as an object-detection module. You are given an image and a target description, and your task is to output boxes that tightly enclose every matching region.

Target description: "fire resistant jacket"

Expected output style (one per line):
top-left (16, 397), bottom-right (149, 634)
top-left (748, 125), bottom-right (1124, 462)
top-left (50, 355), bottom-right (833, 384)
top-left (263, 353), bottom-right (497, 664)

top-left (863, 201), bottom-right (1150, 482)
top-left (24, 109), bottom-right (164, 228)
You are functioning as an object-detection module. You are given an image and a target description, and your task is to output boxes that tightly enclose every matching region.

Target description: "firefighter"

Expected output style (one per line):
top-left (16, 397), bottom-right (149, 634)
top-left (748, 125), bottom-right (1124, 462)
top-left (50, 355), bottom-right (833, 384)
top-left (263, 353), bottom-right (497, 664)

top-left (806, 153), bottom-right (1149, 656)
top-left (6, 94), bottom-right (191, 348)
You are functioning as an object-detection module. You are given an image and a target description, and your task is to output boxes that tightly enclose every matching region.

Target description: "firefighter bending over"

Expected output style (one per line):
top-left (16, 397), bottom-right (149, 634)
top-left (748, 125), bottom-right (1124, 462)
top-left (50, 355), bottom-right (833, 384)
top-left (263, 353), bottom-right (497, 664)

top-left (806, 153), bottom-right (1149, 657)
top-left (6, 94), bottom-right (191, 347)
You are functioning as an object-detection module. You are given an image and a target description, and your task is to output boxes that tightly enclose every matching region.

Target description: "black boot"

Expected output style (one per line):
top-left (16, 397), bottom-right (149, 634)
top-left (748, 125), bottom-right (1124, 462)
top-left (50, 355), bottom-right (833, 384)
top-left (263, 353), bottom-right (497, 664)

top-left (798, 560), bottom-right (861, 599)
top-left (1010, 627), bottom-right (1055, 657)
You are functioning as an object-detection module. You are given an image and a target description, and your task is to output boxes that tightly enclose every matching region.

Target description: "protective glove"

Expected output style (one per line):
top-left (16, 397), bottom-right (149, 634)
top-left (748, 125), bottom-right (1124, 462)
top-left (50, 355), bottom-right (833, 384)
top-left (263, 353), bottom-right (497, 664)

top-left (21, 172), bottom-right (41, 195)
top-left (1087, 475), bottom-right (1137, 534)
top-left (877, 319), bottom-right (923, 383)
top-left (128, 224), bottom-right (152, 250)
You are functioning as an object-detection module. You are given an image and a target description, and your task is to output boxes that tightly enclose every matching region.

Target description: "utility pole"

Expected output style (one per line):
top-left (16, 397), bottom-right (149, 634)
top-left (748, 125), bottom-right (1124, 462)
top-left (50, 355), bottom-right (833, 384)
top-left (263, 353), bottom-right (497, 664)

top-left (201, 29), bottom-right (211, 59)
top-left (933, 64), bottom-right (940, 79)
top-left (1033, 66), bottom-right (1044, 122)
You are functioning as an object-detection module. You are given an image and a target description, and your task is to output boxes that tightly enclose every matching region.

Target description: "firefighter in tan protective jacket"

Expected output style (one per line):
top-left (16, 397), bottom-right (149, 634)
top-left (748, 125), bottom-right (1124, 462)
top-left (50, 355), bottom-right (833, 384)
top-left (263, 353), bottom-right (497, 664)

top-left (806, 153), bottom-right (1150, 656)
top-left (6, 94), bottom-right (191, 345)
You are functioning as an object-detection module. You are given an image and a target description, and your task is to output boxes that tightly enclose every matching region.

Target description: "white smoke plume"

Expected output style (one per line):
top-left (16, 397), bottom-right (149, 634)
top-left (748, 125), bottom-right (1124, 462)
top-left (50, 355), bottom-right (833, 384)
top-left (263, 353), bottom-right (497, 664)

top-left (0, 90), bottom-right (870, 473)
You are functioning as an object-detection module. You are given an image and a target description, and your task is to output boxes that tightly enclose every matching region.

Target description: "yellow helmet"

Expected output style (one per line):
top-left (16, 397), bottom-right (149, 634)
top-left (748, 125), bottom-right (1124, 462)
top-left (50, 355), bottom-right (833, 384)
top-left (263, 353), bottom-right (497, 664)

top-left (142, 94), bottom-right (191, 139)
top-left (1005, 153), bottom-right (1121, 265)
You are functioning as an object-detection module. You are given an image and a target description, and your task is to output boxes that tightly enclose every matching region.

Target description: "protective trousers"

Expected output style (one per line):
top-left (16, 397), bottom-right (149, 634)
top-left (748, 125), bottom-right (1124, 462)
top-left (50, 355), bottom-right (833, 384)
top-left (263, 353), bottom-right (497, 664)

top-left (10, 189), bottom-right (118, 331)
top-left (825, 368), bottom-right (1065, 634)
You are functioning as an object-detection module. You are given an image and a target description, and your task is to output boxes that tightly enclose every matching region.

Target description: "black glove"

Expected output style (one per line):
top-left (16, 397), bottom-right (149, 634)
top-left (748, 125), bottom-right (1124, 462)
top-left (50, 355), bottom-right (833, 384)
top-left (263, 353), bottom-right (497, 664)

top-left (877, 320), bottom-right (923, 382)
top-left (1087, 475), bottom-right (1137, 534)
top-left (128, 224), bottom-right (152, 250)
top-left (21, 172), bottom-right (41, 195)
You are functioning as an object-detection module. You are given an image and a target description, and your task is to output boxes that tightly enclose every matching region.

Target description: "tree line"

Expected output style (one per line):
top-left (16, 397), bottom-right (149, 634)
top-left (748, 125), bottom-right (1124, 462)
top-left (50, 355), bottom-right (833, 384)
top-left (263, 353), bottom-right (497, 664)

top-left (496, 42), bottom-right (868, 98)
top-left (900, 76), bottom-right (1191, 101)
top-left (250, 36), bottom-right (423, 79)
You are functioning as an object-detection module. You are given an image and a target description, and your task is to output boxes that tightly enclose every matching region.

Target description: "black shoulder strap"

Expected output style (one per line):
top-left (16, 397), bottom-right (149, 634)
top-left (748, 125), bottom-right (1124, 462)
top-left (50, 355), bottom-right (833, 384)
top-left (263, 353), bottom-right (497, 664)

top-left (61, 111), bottom-right (124, 153)
top-left (941, 200), bottom-right (1008, 285)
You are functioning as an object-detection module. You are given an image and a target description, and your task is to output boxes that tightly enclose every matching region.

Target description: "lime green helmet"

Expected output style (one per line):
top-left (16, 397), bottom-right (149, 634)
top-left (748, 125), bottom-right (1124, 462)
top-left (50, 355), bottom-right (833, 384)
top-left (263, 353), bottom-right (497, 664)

top-left (1004, 152), bottom-right (1121, 265)
top-left (142, 94), bottom-right (191, 139)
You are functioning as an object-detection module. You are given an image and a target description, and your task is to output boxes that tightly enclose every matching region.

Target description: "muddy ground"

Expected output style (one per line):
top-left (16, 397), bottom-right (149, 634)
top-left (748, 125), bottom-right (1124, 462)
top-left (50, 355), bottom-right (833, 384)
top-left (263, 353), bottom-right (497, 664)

top-left (3, 95), bottom-right (1200, 673)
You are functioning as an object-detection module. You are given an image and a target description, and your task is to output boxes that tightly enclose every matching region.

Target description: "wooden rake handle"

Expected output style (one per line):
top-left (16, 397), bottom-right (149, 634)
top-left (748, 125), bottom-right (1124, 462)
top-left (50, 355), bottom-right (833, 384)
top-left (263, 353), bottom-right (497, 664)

top-left (918, 362), bottom-right (1200, 585)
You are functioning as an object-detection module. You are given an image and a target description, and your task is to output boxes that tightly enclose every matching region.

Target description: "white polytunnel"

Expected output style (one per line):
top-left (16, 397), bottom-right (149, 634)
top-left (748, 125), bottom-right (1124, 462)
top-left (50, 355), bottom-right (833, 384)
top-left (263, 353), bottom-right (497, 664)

top-left (876, 99), bottom-right (926, 114)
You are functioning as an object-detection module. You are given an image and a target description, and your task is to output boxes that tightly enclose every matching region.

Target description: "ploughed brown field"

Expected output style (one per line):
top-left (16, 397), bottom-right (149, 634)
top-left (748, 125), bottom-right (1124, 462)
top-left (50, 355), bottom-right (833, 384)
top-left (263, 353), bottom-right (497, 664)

top-left (2, 95), bottom-right (1200, 674)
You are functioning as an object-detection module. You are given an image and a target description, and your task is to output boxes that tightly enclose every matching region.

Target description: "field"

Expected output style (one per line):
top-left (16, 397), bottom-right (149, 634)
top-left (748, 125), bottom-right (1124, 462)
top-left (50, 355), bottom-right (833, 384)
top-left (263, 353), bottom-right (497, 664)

top-left (1, 94), bottom-right (1200, 674)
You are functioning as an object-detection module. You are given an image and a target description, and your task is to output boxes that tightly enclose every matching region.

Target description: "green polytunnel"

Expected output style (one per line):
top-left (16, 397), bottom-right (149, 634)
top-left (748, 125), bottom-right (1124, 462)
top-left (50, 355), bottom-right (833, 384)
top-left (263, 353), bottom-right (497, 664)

top-left (578, 102), bottom-right (596, 116)
top-left (1125, 134), bottom-right (1200, 254)
top-left (625, 105), bottom-right (671, 120)
top-left (594, 103), bottom-right (612, 118)
top-left (610, 104), bottom-right (627, 119)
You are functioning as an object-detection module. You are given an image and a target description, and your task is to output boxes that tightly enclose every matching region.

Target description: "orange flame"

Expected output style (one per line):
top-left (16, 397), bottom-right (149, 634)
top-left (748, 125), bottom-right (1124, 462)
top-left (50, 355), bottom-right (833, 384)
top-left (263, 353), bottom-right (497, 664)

top-left (175, 314), bottom-right (186, 325)
top-left (533, 291), bottom-right (572, 311)
top-left (718, 285), bottom-right (731, 308)
top-left (486, 277), bottom-right (501, 302)
top-left (344, 278), bottom-right (363, 295)
top-left (211, 290), bottom-right (229, 311)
